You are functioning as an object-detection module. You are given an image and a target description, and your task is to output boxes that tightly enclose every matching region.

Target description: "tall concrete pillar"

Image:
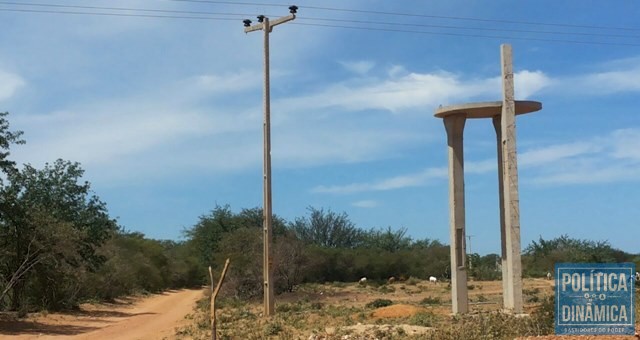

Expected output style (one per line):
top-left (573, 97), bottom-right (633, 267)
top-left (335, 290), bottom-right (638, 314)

top-left (493, 116), bottom-right (512, 309)
top-left (444, 114), bottom-right (468, 314)
top-left (500, 44), bottom-right (524, 314)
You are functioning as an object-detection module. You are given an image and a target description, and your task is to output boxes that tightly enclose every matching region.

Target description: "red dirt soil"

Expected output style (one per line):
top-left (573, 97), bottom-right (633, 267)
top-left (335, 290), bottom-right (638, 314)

top-left (0, 288), bottom-right (204, 340)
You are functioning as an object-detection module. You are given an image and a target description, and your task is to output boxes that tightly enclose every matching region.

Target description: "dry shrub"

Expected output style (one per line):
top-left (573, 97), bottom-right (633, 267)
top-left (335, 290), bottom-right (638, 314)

top-left (425, 296), bottom-right (554, 339)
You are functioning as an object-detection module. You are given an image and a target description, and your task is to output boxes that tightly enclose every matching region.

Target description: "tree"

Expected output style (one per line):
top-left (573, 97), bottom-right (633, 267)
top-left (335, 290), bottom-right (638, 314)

top-left (522, 235), bottom-right (628, 277)
top-left (290, 207), bottom-right (363, 248)
top-left (0, 111), bottom-right (24, 177)
top-left (183, 205), bottom-right (238, 271)
top-left (274, 231), bottom-right (308, 292)
top-left (214, 227), bottom-right (263, 299)
top-left (469, 253), bottom-right (501, 280)
top-left (362, 227), bottom-right (412, 252)
top-left (183, 205), bottom-right (287, 275)
top-left (0, 160), bottom-right (117, 310)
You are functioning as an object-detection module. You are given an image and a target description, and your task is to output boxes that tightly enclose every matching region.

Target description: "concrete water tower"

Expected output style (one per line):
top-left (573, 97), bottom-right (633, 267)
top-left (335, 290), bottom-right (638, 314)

top-left (433, 44), bottom-right (542, 314)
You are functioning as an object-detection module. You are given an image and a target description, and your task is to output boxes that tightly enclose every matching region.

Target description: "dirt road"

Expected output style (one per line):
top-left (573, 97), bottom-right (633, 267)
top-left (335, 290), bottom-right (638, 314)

top-left (0, 288), bottom-right (204, 340)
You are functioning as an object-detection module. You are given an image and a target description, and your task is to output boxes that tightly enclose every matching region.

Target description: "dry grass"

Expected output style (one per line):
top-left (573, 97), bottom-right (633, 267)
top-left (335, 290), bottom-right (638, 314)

top-left (175, 278), bottom-right (637, 340)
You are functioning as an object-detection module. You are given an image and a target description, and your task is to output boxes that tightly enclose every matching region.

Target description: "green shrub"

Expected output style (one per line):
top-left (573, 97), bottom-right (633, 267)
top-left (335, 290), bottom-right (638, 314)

top-left (409, 311), bottom-right (438, 327)
top-left (366, 299), bottom-right (393, 308)
top-left (310, 302), bottom-right (323, 310)
top-left (263, 321), bottom-right (283, 336)
top-left (406, 277), bottom-right (420, 286)
top-left (378, 285), bottom-right (395, 293)
top-left (420, 296), bottom-right (441, 305)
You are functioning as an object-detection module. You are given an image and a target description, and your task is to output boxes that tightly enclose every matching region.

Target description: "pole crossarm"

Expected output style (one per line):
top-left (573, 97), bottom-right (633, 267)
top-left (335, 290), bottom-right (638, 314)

top-left (244, 13), bottom-right (295, 33)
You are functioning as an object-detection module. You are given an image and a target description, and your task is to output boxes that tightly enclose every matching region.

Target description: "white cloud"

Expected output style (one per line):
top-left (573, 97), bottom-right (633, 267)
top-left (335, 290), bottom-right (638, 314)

top-left (188, 71), bottom-right (259, 95)
top-left (609, 129), bottom-right (640, 160)
top-left (0, 70), bottom-right (25, 101)
top-left (15, 106), bottom-right (212, 165)
top-left (529, 128), bottom-right (640, 185)
top-left (11, 71), bottom-right (261, 176)
top-left (273, 125), bottom-right (422, 167)
top-left (514, 70), bottom-right (552, 99)
top-left (548, 56), bottom-right (640, 96)
top-left (312, 167), bottom-right (446, 194)
top-left (312, 127), bottom-right (640, 194)
top-left (580, 69), bottom-right (640, 94)
top-left (279, 69), bottom-right (550, 116)
top-left (519, 142), bottom-right (603, 167)
top-left (339, 60), bottom-right (375, 75)
top-left (466, 159), bottom-right (497, 174)
top-left (10, 53), bottom-right (640, 186)
top-left (352, 200), bottom-right (379, 208)
top-left (387, 65), bottom-right (408, 78)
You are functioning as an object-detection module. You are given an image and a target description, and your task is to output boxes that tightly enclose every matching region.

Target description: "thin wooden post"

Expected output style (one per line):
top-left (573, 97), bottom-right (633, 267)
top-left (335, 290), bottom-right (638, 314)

top-left (209, 259), bottom-right (230, 340)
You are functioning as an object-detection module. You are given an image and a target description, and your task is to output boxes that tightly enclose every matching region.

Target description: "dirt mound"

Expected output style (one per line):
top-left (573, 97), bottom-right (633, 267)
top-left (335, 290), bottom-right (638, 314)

top-left (372, 304), bottom-right (424, 318)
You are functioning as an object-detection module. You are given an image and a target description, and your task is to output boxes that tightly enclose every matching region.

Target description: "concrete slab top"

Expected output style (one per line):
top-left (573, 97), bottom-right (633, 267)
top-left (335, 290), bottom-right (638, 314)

top-left (434, 100), bottom-right (542, 119)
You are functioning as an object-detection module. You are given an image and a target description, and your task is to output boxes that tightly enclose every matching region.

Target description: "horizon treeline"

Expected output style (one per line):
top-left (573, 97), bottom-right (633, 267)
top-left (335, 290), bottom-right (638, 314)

top-left (1, 111), bottom-right (638, 313)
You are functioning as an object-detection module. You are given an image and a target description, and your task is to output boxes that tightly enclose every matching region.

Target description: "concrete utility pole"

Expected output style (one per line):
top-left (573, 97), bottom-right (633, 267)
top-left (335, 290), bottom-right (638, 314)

top-left (243, 5), bottom-right (297, 317)
top-left (499, 44), bottom-right (524, 314)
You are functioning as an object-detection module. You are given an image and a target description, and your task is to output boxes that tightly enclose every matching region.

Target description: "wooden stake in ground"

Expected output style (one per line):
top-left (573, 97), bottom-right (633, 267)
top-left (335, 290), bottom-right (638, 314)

top-left (209, 259), bottom-right (230, 340)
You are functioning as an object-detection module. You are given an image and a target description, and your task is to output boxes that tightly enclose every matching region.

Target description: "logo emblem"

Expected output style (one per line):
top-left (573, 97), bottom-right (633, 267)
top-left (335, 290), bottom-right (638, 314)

top-left (555, 263), bottom-right (635, 335)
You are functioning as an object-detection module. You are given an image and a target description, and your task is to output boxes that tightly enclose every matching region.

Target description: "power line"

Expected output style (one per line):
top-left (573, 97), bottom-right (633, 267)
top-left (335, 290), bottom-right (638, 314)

top-left (1, 4), bottom-right (639, 47)
top-left (0, 7), bottom-right (238, 20)
top-left (165, 0), bottom-right (640, 32)
top-left (4, 1), bottom-right (638, 40)
top-left (292, 22), bottom-right (640, 47)
top-left (302, 5), bottom-right (640, 32)
top-left (0, 1), bottom-right (250, 18)
top-left (5, 1), bottom-right (639, 40)
top-left (299, 16), bottom-right (640, 40)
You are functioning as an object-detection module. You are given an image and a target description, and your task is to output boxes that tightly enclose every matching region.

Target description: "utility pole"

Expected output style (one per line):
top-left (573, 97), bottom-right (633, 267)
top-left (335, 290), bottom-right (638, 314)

top-left (466, 234), bottom-right (474, 270)
top-left (466, 235), bottom-right (474, 255)
top-left (500, 43), bottom-right (524, 314)
top-left (243, 5), bottom-right (297, 317)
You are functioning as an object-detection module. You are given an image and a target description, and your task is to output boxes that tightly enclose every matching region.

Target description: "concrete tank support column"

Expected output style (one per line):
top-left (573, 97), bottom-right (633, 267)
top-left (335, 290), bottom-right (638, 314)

top-left (444, 114), bottom-right (468, 315)
top-left (493, 116), bottom-right (512, 309)
top-left (500, 44), bottom-right (524, 314)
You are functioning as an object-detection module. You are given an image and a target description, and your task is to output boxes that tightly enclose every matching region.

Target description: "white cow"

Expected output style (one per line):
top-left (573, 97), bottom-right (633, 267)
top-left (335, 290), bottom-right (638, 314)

top-left (359, 277), bottom-right (367, 285)
top-left (429, 276), bottom-right (438, 284)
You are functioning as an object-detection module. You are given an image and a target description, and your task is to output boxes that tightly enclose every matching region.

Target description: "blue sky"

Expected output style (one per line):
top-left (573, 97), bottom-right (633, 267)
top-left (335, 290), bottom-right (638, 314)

top-left (1, 0), bottom-right (639, 255)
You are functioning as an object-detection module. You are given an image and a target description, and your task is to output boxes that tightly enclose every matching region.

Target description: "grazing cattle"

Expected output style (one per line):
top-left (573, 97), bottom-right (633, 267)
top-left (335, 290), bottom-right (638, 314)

top-left (429, 276), bottom-right (438, 283)
top-left (546, 272), bottom-right (552, 280)
top-left (387, 276), bottom-right (396, 284)
top-left (359, 277), bottom-right (367, 285)
top-left (635, 271), bottom-right (639, 282)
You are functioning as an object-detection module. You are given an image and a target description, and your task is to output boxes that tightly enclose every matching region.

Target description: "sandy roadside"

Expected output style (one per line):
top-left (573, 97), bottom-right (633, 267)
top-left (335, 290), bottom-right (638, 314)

top-left (0, 288), bottom-right (204, 340)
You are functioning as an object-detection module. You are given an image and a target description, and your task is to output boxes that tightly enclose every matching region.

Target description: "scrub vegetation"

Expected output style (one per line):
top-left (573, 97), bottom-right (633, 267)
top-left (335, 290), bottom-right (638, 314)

top-left (1, 111), bottom-right (638, 338)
